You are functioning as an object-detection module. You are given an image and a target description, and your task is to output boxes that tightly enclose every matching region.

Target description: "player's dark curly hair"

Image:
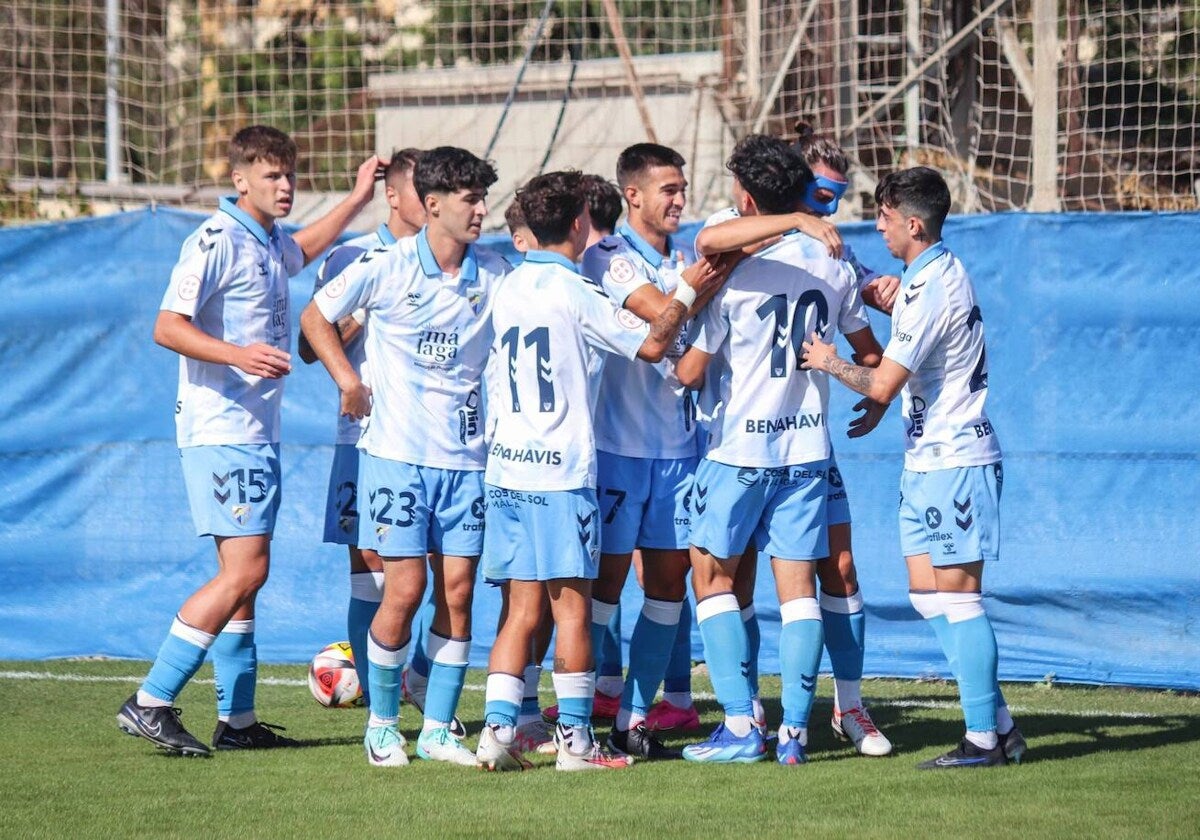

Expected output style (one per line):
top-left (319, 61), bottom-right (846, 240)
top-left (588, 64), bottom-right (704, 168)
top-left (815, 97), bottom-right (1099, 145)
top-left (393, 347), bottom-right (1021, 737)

top-left (228, 125), bottom-right (297, 171)
top-left (725, 134), bottom-right (812, 215)
top-left (503, 200), bottom-right (528, 234)
top-left (792, 120), bottom-right (850, 177)
top-left (615, 143), bottom-right (686, 188)
top-left (516, 170), bottom-right (586, 246)
top-left (412, 146), bottom-right (498, 200)
top-left (875, 167), bottom-right (951, 241)
top-left (581, 174), bottom-right (622, 234)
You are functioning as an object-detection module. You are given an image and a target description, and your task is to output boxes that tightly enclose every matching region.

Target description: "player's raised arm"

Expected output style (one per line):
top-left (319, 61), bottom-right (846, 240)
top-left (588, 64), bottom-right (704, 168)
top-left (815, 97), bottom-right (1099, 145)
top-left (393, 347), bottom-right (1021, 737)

top-left (292, 155), bottom-right (384, 264)
top-left (695, 210), bottom-right (841, 258)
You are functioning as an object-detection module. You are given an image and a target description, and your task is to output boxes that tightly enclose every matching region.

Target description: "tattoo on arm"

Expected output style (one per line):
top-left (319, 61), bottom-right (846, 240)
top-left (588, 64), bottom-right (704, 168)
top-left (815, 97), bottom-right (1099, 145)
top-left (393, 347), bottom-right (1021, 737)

top-left (649, 300), bottom-right (688, 345)
top-left (826, 356), bottom-right (875, 395)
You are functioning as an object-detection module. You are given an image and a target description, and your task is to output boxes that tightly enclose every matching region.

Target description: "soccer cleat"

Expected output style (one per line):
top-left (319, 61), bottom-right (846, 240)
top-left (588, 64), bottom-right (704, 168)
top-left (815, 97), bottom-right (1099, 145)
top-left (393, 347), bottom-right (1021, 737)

top-left (476, 725), bottom-right (531, 772)
top-left (364, 723), bottom-right (409, 767)
top-left (644, 699), bottom-right (702, 732)
top-left (1000, 726), bottom-right (1027, 764)
top-left (417, 725), bottom-right (478, 766)
top-left (514, 719), bottom-right (558, 755)
top-left (776, 738), bottom-right (808, 766)
top-left (555, 724), bottom-right (633, 772)
top-left (212, 720), bottom-right (300, 750)
top-left (607, 723), bottom-right (682, 760)
top-left (681, 723), bottom-right (767, 764)
top-left (832, 705), bottom-right (892, 757)
top-left (917, 738), bottom-right (1007, 770)
top-left (544, 690), bottom-right (621, 723)
top-left (116, 694), bottom-right (210, 757)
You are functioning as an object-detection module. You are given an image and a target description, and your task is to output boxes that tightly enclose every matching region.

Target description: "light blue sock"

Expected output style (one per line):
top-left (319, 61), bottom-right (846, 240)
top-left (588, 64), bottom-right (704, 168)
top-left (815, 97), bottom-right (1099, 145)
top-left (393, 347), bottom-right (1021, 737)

top-left (779, 599), bottom-right (824, 728)
top-left (519, 664), bottom-right (542, 719)
top-left (696, 594), bottom-right (753, 717)
top-left (589, 598), bottom-right (619, 679)
top-left (347, 571), bottom-right (383, 703)
top-left (741, 605), bottom-right (760, 697)
top-left (599, 601), bottom-right (623, 678)
top-left (424, 633), bottom-right (470, 726)
top-left (212, 619), bottom-right (256, 720)
top-left (821, 593), bottom-right (865, 683)
top-left (367, 631), bottom-right (409, 725)
top-left (663, 598), bottom-right (693, 694)
top-left (408, 595), bottom-right (435, 679)
top-left (141, 617), bottom-right (213, 704)
top-left (941, 593), bottom-right (999, 733)
top-left (622, 598), bottom-right (683, 715)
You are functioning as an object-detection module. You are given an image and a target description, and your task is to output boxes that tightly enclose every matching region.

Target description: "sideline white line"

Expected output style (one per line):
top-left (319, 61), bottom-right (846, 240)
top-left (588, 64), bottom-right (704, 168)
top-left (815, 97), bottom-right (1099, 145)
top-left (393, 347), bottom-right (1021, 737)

top-left (0, 670), bottom-right (1161, 719)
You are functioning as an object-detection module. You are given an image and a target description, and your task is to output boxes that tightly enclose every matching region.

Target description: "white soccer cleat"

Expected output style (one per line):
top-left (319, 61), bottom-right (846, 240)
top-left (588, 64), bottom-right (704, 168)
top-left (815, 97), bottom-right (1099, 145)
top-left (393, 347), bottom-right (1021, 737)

top-left (417, 725), bottom-right (479, 766)
top-left (364, 723), bottom-right (409, 767)
top-left (514, 719), bottom-right (558, 755)
top-left (555, 724), bottom-right (633, 772)
top-left (475, 725), bottom-right (530, 772)
top-left (832, 706), bottom-right (892, 757)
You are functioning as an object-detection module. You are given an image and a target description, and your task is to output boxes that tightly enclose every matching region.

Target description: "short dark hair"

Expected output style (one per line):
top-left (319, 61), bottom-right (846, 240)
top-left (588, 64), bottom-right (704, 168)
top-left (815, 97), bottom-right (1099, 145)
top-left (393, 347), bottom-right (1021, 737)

top-left (875, 167), bottom-right (951, 240)
top-left (503, 200), bottom-right (528, 235)
top-left (615, 143), bottom-right (686, 188)
top-left (228, 125), bottom-right (296, 171)
top-left (581, 174), bottom-right (622, 234)
top-left (792, 120), bottom-right (850, 177)
top-left (384, 148), bottom-right (422, 189)
top-left (516, 170), bottom-right (585, 246)
top-left (412, 146), bottom-right (498, 201)
top-left (725, 134), bottom-right (813, 215)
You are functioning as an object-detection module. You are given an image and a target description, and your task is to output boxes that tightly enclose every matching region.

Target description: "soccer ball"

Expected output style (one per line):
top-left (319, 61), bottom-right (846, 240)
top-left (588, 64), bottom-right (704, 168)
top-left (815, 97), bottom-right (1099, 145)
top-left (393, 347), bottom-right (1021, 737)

top-left (308, 641), bottom-right (362, 708)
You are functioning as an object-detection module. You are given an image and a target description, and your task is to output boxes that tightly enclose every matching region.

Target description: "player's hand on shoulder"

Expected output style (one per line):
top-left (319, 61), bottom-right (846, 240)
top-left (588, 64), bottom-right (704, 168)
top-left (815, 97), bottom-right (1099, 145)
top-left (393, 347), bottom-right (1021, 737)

top-left (863, 274), bottom-right (900, 314)
top-left (339, 381), bottom-right (372, 421)
top-left (792, 212), bottom-right (843, 258)
top-left (682, 254), bottom-right (733, 298)
top-left (236, 343), bottom-right (292, 379)
top-left (847, 397), bottom-right (888, 438)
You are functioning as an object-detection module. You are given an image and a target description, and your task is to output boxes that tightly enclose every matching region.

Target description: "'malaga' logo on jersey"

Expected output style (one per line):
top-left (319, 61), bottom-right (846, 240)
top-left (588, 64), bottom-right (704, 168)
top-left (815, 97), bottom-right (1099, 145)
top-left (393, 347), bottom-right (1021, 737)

top-left (416, 326), bottom-right (460, 364)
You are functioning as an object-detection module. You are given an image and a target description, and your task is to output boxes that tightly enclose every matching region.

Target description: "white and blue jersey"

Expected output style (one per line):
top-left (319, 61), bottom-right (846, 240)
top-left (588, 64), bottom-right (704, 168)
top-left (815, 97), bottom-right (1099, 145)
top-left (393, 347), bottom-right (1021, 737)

top-left (312, 227), bottom-right (509, 471)
top-left (313, 223), bottom-right (397, 446)
top-left (689, 231), bottom-right (869, 468)
top-left (485, 250), bottom-right (649, 492)
top-left (581, 224), bottom-right (698, 459)
top-left (160, 196), bottom-right (304, 446)
top-left (882, 242), bottom-right (1002, 471)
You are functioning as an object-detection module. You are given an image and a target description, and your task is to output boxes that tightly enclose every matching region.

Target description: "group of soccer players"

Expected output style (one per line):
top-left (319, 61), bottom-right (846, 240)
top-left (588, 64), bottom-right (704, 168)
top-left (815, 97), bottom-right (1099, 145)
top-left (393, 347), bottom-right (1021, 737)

top-left (118, 121), bottom-right (1025, 772)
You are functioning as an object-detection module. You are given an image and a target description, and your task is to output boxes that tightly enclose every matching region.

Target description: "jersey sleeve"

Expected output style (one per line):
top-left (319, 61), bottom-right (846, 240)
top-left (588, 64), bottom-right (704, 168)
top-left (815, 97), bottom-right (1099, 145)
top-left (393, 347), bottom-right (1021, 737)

top-left (835, 262), bottom-right (871, 336)
top-left (883, 282), bottom-right (949, 372)
top-left (160, 228), bottom-right (231, 318)
top-left (582, 241), bottom-right (651, 308)
top-left (313, 247), bottom-right (388, 324)
top-left (314, 243), bottom-right (369, 295)
top-left (573, 279), bottom-right (649, 361)
top-left (686, 290), bottom-right (729, 355)
top-left (280, 230), bottom-right (305, 277)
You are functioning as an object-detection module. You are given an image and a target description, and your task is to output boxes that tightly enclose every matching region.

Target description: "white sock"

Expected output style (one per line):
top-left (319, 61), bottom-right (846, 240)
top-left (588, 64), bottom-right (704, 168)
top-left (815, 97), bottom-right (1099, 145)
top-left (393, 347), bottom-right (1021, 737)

top-left (488, 723), bottom-right (515, 745)
top-left (996, 704), bottom-right (1015, 736)
top-left (222, 711), bottom-right (256, 728)
top-left (751, 696), bottom-right (765, 725)
top-left (724, 714), bottom-right (755, 738)
top-left (662, 691), bottom-right (692, 708)
top-left (966, 729), bottom-right (999, 750)
top-left (404, 668), bottom-right (428, 707)
top-left (834, 679), bottom-right (862, 713)
top-left (778, 725), bottom-right (808, 747)
top-left (136, 690), bottom-right (170, 708)
top-left (596, 675), bottom-right (624, 698)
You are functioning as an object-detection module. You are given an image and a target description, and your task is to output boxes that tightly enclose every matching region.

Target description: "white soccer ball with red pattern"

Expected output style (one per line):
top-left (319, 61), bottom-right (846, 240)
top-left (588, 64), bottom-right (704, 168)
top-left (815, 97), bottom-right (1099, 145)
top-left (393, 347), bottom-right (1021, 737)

top-left (308, 641), bottom-right (362, 708)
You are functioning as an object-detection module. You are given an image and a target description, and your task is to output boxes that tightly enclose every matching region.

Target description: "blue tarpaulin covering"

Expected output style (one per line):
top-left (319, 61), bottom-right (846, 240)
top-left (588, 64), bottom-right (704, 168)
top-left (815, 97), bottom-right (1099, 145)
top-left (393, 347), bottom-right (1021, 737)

top-left (1, 207), bottom-right (1196, 689)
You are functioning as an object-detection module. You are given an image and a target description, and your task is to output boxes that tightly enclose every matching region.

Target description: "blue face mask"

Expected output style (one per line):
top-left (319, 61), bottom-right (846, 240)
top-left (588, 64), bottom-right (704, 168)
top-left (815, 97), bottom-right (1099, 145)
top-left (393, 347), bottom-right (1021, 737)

top-left (802, 175), bottom-right (849, 216)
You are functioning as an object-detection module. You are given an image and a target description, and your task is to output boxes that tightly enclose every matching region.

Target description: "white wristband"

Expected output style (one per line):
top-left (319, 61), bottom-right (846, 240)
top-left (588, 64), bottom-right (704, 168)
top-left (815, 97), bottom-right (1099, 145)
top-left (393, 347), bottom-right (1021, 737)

top-left (673, 281), bottom-right (697, 309)
top-left (350, 308), bottom-right (367, 326)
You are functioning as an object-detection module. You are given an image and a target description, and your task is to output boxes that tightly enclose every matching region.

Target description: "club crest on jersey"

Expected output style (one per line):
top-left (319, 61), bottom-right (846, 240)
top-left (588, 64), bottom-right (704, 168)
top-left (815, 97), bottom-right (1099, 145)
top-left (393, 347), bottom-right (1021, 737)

top-left (609, 257), bottom-right (636, 284)
top-left (178, 274), bottom-right (201, 302)
top-left (465, 285), bottom-right (484, 314)
top-left (323, 275), bottom-right (347, 298)
top-left (616, 308), bottom-right (643, 330)
top-left (231, 504), bottom-right (250, 525)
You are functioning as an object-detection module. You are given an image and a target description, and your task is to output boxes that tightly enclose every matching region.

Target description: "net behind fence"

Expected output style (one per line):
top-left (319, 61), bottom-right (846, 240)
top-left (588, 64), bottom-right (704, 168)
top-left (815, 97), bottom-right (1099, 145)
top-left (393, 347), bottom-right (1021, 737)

top-left (2, 1), bottom-right (1197, 223)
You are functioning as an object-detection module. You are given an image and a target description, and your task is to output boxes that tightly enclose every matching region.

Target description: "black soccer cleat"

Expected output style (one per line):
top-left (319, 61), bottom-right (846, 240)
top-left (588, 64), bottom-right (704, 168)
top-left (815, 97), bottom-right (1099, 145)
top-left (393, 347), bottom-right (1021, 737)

top-left (916, 737), bottom-right (1007, 770)
top-left (116, 693), bottom-right (211, 757)
top-left (1000, 726), bottom-right (1027, 764)
top-left (212, 720), bottom-right (300, 750)
top-left (607, 723), bottom-right (682, 760)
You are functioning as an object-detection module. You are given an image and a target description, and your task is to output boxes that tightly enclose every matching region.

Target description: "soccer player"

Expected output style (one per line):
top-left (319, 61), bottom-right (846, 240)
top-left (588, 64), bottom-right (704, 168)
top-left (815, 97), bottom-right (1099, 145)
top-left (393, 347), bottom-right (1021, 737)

top-left (475, 169), bottom-right (725, 772)
top-left (694, 133), bottom-right (895, 756)
top-left (675, 137), bottom-right (885, 766)
top-left (578, 144), bottom-right (732, 758)
top-left (801, 166), bottom-right (1024, 768)
top-left (116, 126), bottom-right (382, 756)
top-left (582, 172), bottom-right (623, 247)
top-left (301, 146), bottom-right (509, 768)
top-left (298, 148), bottom-right (426, 709)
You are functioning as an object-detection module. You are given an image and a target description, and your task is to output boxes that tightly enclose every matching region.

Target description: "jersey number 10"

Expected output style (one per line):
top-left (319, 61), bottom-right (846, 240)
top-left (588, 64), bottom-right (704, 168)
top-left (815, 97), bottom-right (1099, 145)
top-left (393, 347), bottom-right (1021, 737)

top-left (756, 291), bottom-right (829, 378)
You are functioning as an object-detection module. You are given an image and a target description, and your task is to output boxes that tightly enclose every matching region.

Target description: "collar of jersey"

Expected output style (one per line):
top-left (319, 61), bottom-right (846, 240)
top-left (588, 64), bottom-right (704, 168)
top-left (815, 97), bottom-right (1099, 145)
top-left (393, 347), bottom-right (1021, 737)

top-left (219, 196), bottom-right (274, 247)
top-left (617, 223), bottom-right (673, 270)
top-left (376, 223), bottom-right (398, 246)
top-left (902, 241), bottom-right (948, 287)
top-left (522, 250), bottom-right (578, 272)
top-left (416, 226), bottom-right (478, 283)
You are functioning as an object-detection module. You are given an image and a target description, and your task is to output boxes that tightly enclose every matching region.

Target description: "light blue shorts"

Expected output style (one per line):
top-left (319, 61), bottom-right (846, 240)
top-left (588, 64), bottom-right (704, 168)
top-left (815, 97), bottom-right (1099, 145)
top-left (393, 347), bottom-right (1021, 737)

top-left (688, 457), bottom-right (829, 561)
top-left (899, 462), bottom-right (1002, 565)
top-left (180, 443), bottom-right (281, 538)
top-left (357, 453), bottom-right (485, 558)
top-left (827, 453), bottom-right (851, 527)
top-left (596, 452), bottom-right (696, 554)
top-left (323, 444), bottom-right (360, 546)
top-left (481, 485), bottom-right (600, 582)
